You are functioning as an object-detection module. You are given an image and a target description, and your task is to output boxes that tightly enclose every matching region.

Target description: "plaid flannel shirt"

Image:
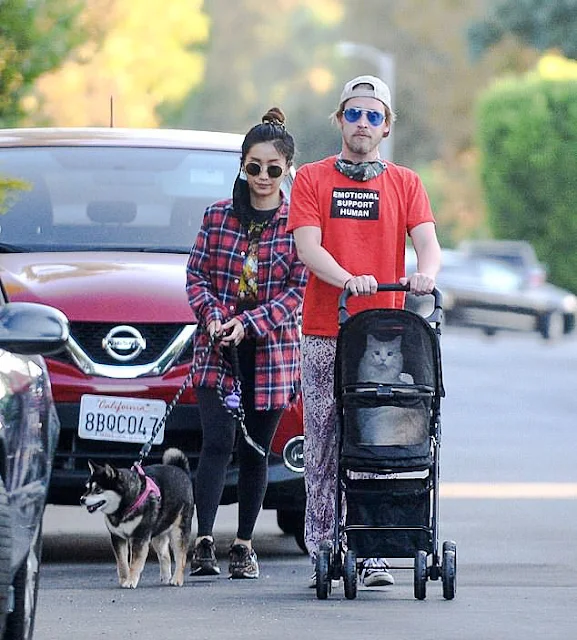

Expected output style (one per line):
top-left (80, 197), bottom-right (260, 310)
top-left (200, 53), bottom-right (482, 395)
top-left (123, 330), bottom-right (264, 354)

top-left (186, 196), bottom-right (308, 410)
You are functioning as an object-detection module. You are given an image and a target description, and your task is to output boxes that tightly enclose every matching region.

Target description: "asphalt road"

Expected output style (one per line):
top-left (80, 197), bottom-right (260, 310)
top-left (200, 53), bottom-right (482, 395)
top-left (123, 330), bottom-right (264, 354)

top-left (35, 327), bottom-right (577, 640)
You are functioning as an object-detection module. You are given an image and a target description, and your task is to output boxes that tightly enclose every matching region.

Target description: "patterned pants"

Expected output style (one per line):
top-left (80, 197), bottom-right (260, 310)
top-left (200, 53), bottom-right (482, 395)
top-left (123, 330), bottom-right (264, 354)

top-left (301, 335), bottom-right (339, 561)
top-left (301, 335), bottom-right (394, 562)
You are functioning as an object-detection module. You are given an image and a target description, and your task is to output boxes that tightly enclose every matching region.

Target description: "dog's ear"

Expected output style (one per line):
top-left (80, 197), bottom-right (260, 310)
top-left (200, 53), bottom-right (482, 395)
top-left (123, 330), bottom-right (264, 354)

top-left (87, 460), bottom-right (98, 474)
top-left (103, 463), bottom-right (118, 479)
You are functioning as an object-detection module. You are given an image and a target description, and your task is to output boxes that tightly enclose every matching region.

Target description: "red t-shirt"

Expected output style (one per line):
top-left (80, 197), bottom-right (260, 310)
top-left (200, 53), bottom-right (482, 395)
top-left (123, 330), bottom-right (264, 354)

top-left (287, 156), bottom-right (435, 337)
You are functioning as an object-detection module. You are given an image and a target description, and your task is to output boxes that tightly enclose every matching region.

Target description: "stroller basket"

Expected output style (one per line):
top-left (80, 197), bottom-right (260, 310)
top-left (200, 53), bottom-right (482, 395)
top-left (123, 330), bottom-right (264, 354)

top-left (345, 477), bottom-right (433, 557)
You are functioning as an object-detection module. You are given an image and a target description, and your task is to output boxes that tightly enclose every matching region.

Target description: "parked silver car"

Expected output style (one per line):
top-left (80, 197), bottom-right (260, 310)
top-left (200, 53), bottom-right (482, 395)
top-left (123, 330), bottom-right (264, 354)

top-left (0, 296), bottom-right (69, 639)
top-left (405, 247), bottom-right (577, 340)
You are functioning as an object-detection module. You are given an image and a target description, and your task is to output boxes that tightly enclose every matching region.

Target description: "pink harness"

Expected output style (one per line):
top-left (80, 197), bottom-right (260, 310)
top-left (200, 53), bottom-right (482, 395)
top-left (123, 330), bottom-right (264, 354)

top-left (125, 463), bottom-right (161, 517)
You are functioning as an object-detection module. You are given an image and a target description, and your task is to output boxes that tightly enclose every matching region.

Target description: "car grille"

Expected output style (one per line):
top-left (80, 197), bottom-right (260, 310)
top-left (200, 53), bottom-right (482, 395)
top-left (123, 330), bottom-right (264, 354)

top-left (50, 322), bottom-right (195, 367)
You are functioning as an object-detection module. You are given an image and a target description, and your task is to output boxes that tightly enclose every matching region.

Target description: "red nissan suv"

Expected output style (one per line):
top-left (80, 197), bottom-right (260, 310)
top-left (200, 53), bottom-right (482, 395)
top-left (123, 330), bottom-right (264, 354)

top-left (0, 127), bottom-right (305, 549)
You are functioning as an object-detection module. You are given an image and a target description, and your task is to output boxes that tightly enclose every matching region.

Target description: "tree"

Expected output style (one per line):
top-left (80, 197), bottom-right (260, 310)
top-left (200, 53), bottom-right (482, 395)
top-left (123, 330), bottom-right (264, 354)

top-left (0, 0), bottom-right (85, 127)
top-left (469, 0), bottom-right (577, 60)
top-left (476, 55), bottom-right (577, 292)
top-left (29, 0), bottom-right (209, 127)
top-left (168, 0), bottom-right (346, 163)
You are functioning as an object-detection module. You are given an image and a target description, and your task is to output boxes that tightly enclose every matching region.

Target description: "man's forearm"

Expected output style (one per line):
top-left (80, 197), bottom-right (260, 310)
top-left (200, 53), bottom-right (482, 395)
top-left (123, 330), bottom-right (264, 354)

top-left (297, 243), bottom-right (351, 289)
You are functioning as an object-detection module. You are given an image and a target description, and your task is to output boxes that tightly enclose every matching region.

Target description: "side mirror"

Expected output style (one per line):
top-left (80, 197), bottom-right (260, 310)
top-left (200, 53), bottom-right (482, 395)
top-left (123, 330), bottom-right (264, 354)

top-left (0, 302), bottom-right (69, 356)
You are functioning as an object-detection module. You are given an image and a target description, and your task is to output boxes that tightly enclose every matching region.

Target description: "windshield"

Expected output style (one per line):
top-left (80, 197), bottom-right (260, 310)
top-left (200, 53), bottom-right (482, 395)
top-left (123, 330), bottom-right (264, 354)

top-left (0, 145), bottom-right (271, 253)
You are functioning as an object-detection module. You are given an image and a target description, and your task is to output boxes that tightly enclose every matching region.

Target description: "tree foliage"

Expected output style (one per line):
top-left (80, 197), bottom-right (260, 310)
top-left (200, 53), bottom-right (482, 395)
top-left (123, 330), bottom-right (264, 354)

top-left (29, 0), bottom-right (209, 127)
top-left (477, 61), bottom-right (577, 292)
top-left (469, 0), bottom-right (577, 60)
top-left (0, 0), bottom-right (85, 126)
top-left (168, 0), bottom-right (346, 164)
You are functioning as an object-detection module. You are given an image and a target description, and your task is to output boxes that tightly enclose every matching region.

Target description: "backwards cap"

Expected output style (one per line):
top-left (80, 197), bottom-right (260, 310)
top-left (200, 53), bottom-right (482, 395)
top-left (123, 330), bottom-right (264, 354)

top-left (339, 75), bottom-right (392, 111)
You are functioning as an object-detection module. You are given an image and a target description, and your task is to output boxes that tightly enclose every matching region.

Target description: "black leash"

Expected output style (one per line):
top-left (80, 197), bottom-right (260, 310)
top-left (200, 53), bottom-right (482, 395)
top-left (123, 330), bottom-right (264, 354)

top-left (216, 341), bottom-right (266, 457)
top-left (135, 335), bottom-right (265, 466)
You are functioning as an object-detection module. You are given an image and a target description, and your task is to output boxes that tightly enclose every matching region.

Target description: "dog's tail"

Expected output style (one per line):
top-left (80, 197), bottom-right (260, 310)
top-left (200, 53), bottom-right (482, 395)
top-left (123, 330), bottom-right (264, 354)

top-left (162, 448), bottom-right (191, 475)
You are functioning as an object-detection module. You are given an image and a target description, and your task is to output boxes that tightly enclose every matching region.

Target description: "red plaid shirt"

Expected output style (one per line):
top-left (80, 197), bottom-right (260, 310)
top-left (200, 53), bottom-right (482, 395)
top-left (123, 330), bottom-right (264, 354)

top-left (186, 196), bottom-right (308, 410)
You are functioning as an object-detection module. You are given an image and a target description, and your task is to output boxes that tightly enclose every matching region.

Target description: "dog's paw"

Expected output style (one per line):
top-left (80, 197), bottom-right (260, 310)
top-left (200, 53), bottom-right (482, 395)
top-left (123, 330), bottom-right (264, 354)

top-left (169, 576), bottom-right (184, 587)
top-left (120, 579), bottom-right (139, 589)
top-left (160, 573), bottom-right (172, 585)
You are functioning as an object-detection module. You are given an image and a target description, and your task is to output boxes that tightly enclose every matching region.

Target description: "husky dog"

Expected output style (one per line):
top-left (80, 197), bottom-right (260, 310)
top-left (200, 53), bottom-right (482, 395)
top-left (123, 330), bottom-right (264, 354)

top-left (81, 448), bottom-right (194, 589)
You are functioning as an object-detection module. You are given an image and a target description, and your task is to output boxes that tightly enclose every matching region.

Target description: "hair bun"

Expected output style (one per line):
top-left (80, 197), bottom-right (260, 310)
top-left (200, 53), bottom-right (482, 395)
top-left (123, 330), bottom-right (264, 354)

top-left (262, 107), bottom-right (286, 128)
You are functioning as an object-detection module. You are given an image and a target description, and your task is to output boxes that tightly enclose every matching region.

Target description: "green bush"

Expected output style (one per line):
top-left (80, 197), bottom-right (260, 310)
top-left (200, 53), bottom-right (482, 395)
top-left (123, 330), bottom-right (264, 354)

top-left (477, 76), bottom-right (577, 293)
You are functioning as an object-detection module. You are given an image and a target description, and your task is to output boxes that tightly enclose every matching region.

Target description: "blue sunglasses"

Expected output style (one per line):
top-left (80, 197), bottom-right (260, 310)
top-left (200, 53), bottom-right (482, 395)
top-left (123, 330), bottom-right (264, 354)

top-left (343, 107), bottom-right (385, 127)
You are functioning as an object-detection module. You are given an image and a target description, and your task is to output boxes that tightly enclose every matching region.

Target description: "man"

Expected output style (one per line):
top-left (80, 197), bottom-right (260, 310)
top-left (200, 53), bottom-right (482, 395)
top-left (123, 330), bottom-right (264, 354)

top-left (287, 75), bottom-right (441, 588)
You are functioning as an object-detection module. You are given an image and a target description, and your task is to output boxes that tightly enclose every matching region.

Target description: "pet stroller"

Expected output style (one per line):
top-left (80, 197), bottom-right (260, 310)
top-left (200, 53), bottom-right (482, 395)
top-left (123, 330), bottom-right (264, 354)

top-left (314, 284), bottom-right (457, 600)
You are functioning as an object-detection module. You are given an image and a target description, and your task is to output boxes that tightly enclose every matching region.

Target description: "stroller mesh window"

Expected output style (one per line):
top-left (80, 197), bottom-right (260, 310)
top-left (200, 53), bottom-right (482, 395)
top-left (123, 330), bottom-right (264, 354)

top-left (335, 309), bottom-right (442, 469)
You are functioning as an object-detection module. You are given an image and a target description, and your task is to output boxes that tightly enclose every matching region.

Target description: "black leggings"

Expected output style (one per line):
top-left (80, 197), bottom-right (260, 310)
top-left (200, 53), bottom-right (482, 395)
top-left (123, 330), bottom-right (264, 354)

top-left (194, 386), bottom-right (283, 541)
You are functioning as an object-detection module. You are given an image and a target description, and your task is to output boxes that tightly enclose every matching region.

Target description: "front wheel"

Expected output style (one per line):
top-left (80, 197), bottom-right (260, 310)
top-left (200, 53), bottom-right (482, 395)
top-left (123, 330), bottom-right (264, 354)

top-left (4, 521), bottom-right (43, 640)
top-left (413, 550), bottom-right (427, 600)
top-left (343, 550), bottom-right (357, 600)
top-left (276, 509), bottom-right (307, 554)
top-left (442, 540), bottom-right (457, 600)
top-left (315, 543), bottom-right (332, 600)
top-left (540, 311), bottom-right (564, 341)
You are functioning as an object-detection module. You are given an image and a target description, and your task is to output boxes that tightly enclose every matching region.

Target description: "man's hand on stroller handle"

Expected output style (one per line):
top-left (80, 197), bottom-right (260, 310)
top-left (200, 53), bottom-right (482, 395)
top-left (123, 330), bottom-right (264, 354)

top-left (343, 274), bottom-right (379, 296)
top-left (399, 272), bottom-right (436, 295)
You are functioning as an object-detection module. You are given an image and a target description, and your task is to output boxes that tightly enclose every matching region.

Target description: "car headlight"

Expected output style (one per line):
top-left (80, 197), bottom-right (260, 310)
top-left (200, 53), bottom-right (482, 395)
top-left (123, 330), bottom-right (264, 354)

top-left (561, 294), bottom-right (577, 313)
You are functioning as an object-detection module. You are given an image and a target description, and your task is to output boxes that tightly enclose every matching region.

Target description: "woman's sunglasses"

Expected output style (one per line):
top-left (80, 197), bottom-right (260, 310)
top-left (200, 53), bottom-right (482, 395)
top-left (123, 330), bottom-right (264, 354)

top-left (245, 162), bottom-right (284, 179)
top-left (343, 107), bottom-right (385, 127)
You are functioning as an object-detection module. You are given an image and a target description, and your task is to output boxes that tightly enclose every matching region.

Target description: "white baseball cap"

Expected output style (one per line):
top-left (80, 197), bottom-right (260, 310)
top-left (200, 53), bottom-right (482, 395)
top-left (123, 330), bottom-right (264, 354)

top-left (339, 75), bottom-right (392, 111)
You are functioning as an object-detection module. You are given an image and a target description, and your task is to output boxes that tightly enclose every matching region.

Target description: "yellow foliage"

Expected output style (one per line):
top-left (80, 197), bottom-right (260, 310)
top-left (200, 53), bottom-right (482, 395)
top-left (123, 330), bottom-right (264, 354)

top-left (0, 176), bottom-right (32, 215)
top-left (30, 0), bottom-right (209, 128)
top-left (303, 0), bottom-right (343, 25)
top-left (307, 67), bottom-right (334, 95)
top-left (536, 52), bottom-right (577, 81)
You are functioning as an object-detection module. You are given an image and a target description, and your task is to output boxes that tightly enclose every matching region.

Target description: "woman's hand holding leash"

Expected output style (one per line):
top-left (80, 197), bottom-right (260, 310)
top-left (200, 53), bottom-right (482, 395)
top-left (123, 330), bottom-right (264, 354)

top-left (220, 317), bottom-right (245, 346)
top-left (207, 318), bottom-right (244, 345)
top-left (207, 319), bottom-right (223, 340)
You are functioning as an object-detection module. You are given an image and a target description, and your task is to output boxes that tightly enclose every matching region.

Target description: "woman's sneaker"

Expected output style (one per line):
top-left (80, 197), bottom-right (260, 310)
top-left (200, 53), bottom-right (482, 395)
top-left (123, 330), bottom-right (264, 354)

top-left (228, 543), bottom-right (259, 579)
top-left (190, 538), bottom-right (221, 576)
top-left (358, 558), bottom-right (394, 587)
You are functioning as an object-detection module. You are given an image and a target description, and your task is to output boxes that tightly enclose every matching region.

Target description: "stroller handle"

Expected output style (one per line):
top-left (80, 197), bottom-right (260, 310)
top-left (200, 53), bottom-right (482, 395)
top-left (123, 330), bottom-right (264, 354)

top-left (338, 283), bottom-right (443, 325)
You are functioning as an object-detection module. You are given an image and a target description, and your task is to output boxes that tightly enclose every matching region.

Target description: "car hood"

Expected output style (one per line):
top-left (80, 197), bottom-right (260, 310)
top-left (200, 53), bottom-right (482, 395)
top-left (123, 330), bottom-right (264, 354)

top-left (0, 252), bottom-right (195, 323)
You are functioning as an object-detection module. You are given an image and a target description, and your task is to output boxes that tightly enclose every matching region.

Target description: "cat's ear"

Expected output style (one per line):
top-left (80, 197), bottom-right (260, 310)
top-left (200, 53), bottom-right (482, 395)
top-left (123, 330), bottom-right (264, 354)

top-left (366, 334), bottom-right (377, 347)
top-left (392, 335), bottom-right (402, 347)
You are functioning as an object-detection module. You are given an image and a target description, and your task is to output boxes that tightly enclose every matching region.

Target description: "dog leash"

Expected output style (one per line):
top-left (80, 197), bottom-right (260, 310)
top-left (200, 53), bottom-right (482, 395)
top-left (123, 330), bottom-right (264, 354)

top-left (135, 333), bottom-right (265, 466)
top-left (215, 341), bottom-right (266, 457)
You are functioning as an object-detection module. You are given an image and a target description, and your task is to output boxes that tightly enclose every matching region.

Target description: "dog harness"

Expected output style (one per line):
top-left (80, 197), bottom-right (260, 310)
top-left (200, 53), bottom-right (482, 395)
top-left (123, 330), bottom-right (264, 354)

top-left (125, 463), bottom-right (161, 517)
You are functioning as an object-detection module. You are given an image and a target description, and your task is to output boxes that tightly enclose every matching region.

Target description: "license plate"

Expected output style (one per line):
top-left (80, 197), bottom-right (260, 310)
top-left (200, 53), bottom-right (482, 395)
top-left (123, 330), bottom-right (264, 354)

top-left (78, 394), bottom-right (166, 444)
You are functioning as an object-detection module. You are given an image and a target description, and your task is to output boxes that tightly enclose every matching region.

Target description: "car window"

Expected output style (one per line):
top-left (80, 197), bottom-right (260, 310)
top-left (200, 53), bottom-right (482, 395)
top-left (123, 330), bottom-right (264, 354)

top-left (0, 146), bottom-right (292, 254)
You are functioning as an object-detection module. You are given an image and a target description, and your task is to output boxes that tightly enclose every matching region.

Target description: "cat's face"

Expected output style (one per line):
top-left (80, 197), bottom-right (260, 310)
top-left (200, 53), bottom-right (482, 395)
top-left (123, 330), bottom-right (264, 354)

top-left (363, 334), bottom-right (403, 368)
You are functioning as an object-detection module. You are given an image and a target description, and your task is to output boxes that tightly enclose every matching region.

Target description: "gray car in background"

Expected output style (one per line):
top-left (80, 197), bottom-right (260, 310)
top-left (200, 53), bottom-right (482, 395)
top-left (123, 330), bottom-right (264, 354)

top-left (405, 244), bottom-right (577, 340)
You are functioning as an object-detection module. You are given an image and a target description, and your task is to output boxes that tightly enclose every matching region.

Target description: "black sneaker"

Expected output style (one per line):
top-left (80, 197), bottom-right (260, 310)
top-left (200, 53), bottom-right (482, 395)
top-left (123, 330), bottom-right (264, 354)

top-left (228, 543), bottom-right (259, 579)
top-left (190, 538), bottom-right (221, 576)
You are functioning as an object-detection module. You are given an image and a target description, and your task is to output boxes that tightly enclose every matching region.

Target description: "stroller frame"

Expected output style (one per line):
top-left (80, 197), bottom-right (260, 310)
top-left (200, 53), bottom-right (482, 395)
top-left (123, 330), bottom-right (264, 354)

top-left (314, 284), bottom-right (457, 600)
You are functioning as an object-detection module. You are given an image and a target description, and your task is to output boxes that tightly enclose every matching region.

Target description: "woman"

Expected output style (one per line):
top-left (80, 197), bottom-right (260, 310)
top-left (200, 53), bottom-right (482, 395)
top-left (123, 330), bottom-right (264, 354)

top-left (186, 108), bottom-right (307, 579)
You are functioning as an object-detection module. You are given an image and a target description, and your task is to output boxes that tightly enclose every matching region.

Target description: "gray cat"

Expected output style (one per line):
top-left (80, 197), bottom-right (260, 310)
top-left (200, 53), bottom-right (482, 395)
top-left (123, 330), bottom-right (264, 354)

top-left (355, 334), bottom-right (426, 446)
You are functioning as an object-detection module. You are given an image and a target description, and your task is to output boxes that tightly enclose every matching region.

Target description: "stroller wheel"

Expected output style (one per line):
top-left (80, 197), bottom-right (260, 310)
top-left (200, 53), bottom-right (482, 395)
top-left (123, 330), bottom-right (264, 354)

top-left (315, 545), bottom-right (332, 600)
top-left (343, 550), bottom-right (357, 600)
top-left (442, 543), bottom-right (457, 600)
top-left (414, 550), bottom-right (427, 600)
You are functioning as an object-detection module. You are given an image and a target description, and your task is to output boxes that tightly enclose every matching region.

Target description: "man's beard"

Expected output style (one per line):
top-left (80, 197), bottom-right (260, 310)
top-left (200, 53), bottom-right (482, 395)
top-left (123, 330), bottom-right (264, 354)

top-left (347, 134), bottom-right (379, 157)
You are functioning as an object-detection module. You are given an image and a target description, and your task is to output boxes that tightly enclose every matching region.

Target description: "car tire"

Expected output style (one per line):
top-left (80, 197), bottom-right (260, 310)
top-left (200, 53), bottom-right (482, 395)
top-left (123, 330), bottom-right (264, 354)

top-left (540, 311), bottom-right (564, 341)
top-left (0, 475), bottom-right (11, 637)
top-left (3, 521), bottom-right (42, 640)
top-left (276, 509), bottom-right (307, 554)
